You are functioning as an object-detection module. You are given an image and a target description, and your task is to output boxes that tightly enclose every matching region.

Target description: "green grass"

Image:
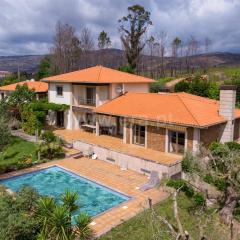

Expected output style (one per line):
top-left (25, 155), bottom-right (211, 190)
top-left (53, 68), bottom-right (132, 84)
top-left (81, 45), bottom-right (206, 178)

top-left (0, 136), bottom-right (37, 172)
top-left (98, 193), bottom-right (230, 240)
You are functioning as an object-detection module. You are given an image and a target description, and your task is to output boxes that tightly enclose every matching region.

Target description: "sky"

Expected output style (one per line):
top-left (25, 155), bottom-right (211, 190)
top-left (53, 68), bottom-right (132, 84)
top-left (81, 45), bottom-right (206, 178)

top-left (0, 0), bottom-right (239, 56)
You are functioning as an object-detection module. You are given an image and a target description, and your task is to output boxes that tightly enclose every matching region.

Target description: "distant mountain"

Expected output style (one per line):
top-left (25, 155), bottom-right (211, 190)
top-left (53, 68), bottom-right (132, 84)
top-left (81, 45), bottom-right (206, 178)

top-left (0, 49), bottom-right (240, 74)
top-left (0, 55), bottom-right (44, 73)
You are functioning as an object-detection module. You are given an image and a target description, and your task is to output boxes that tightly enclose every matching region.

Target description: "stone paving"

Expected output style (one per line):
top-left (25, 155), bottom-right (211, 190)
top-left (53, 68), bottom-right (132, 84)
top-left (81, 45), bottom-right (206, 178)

top-left (0, 157), bottom-right (169, 237)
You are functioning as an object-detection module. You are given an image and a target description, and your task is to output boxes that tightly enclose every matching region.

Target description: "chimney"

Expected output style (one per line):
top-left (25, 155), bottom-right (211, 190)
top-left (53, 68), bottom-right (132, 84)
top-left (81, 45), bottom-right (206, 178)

top-left (219, 85), bottom-right (237, 143)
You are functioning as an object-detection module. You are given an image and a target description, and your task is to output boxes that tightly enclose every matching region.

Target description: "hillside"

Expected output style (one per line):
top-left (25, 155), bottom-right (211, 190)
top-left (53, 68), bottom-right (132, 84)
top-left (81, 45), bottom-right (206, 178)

top-left (0, 49), bottom-right (240, 74)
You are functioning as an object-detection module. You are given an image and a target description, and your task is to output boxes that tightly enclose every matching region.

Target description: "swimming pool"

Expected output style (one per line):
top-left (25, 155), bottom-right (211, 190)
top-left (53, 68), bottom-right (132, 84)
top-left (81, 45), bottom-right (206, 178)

top-left (0, 166), bottom-right (130, 217)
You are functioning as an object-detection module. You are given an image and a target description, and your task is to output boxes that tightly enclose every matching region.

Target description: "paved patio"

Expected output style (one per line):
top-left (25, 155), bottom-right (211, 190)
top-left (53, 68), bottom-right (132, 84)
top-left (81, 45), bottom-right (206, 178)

top-left (54, 129), bottom-right (182, 166)
top-left (0, 158), bottom-right (169, 237)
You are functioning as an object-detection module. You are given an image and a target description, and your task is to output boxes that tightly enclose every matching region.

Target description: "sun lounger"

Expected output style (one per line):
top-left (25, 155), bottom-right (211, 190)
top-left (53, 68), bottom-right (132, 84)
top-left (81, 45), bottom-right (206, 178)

top-left (139, 171), bottom-right (160, 191)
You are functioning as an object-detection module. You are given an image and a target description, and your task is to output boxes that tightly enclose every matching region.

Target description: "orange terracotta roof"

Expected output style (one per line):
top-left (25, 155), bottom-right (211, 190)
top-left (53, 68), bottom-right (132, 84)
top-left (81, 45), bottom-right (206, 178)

top-left (0, 80), bottom-right (48, 93)
top-left (42, 66), bottom-right (155, 84)
top-left (95, 92), bottom-right (240, 128)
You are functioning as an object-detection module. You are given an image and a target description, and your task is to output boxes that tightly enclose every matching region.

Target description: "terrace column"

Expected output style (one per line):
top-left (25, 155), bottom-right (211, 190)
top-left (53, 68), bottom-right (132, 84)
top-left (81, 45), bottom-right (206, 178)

top-left (96, 115), bottom-right (100, 136)
top-left (165, 129), bottom-right (169, 153)
top-left (69, 84), bottom-right (73, 130)
top-left (123, 118), bottom-right (127, 143)
top-left (193, 128), bottom-right (200, 154)
top-left (96, 86), bottom-right (100, 107)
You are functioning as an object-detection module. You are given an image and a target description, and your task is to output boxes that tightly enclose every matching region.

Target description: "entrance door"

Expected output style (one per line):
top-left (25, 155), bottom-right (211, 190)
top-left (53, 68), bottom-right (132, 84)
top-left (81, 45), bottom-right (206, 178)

top-left (133, 124), bottom-right (145, 146)
top-left (169, 131), bottom-right (185, 154)
top-left (56, 111), bottom-right (64, 128)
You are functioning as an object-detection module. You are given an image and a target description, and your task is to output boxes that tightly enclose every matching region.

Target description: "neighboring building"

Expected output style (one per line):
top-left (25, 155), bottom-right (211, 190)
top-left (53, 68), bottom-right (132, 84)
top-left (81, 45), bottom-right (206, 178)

top-left (0, 71), bottom-right (11, 79)
top-left (95, 86), bottom-right (240, 154)
top-left (42, 65), bottom-right (155, 129)
top-left (0, 79), bottom-right (48, 100)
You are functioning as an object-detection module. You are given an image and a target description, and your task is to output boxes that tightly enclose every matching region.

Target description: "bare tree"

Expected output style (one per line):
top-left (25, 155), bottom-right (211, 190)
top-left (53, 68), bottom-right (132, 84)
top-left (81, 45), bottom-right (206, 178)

top-left (80, 27), bottom-right (95, 68)
top-left (51, 21), bottom-right (81, 74)
top-left (171, 37), bottom-right (182, 76)
top-left (156, 31), bottom-right (167, 77)
top-left (146, 36), bottom-right (159, 77)
top-left (118, 4), bottom-right (152, 71)
top-left (204, 37), bottom-right (212, 72)
top-left (189, 36), bottom-right (199, 74)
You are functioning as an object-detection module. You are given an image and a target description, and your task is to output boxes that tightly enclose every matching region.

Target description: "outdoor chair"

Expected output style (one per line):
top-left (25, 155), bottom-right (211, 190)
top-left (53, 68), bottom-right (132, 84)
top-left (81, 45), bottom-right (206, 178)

top-left (139, 171), bottom-right (160, 191)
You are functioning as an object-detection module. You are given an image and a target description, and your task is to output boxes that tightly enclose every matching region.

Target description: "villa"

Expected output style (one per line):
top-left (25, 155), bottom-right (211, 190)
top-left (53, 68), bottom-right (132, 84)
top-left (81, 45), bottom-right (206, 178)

top-left (42, 66), bottom-right (240, 178)
top-left (0, 79), bottom-right (48, 100)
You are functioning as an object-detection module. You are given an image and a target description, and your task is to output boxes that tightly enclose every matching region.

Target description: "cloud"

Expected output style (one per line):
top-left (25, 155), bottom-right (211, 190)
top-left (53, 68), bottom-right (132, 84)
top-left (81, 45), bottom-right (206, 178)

top-left (0, 0), bottom-right (239, 55)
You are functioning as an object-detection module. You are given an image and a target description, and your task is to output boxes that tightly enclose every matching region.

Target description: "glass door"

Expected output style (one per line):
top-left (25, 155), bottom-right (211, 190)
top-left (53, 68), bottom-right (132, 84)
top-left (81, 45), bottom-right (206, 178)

top-left (86, 87), bottom-right (96, 106)
top-left (133, 124), bottom-right (145, 146)
top-left (169, 131), bottom-right (185, 154)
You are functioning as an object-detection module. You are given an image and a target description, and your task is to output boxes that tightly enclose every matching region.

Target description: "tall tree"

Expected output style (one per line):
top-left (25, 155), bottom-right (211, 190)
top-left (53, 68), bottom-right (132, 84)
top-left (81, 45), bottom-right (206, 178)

top-left (80, 27), bottom-right (95, 68)
top-left (51, 21), bottom-right (81, 74)
top-left (171, 37), bottom-right (182, 76)
top-left (146, 36), bottom-right (158, 77)
top-left (98, 31), bottom-right (111, 50)
top-left (98, 31), bottom-right (111, 65)
top-left (157, 31), bottom-right (167, 77)
top-left (35, 56), bottom-right (52, 80)
top-left (118, 5), bottom-right (152, 71)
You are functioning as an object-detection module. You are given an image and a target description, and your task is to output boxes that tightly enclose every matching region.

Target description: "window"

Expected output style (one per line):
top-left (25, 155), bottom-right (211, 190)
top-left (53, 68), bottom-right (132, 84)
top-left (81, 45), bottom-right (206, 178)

top-left (1, 93), bottom-right (4, 99)
top-left (133, 124), bottom-right (145, 146)
top-left (56, 86), bottom-right (63, 96)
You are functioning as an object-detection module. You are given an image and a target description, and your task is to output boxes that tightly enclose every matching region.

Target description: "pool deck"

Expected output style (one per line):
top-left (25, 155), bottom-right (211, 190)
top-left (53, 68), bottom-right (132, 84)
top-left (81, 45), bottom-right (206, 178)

top-left (0, 157), bottom-right (169, 237)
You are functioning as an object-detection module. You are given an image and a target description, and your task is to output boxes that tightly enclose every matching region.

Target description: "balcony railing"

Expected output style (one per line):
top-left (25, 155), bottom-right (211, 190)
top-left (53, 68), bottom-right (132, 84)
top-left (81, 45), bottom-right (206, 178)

top-left (78, 97), bottom-right (96, 106)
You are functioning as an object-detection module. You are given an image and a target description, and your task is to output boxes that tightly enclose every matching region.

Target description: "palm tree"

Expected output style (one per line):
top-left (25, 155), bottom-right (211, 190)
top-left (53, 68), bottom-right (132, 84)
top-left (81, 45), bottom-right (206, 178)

top-left (75, 213), bottom-right (94, 240)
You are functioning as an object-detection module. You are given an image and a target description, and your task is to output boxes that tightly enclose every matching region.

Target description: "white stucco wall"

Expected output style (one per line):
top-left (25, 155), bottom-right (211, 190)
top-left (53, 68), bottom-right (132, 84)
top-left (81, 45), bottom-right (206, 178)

top-left (48, 83), bottom-right (72, 105)
top-left (98, 86), bottom-right (109, 106)
top-left (123, 83), bottom-right (149, 93)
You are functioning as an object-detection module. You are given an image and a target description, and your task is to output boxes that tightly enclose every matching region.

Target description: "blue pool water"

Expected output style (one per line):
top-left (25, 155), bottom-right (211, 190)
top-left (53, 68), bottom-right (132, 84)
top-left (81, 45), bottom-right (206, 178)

top-left (0, 166), bottom-right (129, 217)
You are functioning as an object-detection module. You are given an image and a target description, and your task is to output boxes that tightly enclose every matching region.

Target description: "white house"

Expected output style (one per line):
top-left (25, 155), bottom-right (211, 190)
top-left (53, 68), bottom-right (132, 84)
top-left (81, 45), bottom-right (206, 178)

top-left (42, 65), bottom-right (155, 131)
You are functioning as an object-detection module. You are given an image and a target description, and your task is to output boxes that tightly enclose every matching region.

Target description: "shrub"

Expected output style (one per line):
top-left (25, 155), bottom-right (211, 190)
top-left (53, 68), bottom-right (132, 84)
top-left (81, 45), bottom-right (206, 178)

top-left (209, 141), bottom-right (229, 157)
top-left (225, 141), bottom-right (240, 151)
top-left (182, 151), bottom-right (197, 173)
top-left (0, 186), bottom-right (40, 240)
top-left (118, 65), bottom-right (134, 74)
top-left (203, 174), bottom-right (227, 191)
top-left (174, 75), bottom-right (219, 100)
top-left (166, 179), bottom-right (195, 198)
top-left (40, 131), bottom-right (58, 143)
top-left (193, 193), bottom-right (206, 207)
top-left (174, 80), bottom-right (190, 92)
top-left (37, 133), bottom-right (64, 160)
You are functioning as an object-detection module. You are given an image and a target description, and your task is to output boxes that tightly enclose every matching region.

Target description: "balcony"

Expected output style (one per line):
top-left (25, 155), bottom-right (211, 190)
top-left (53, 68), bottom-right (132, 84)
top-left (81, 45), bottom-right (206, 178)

top-left (77, 97), bottom-right (96, 106)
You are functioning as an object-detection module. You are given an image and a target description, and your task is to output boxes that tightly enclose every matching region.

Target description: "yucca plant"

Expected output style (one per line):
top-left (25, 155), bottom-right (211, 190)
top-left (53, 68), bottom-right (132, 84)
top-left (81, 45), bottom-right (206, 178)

top-left (48, 205), bottom-right (73, 240)
top-left (75, 213), bottom-right (94, 240)
top-left (61, 190), bottom-right (79, 214)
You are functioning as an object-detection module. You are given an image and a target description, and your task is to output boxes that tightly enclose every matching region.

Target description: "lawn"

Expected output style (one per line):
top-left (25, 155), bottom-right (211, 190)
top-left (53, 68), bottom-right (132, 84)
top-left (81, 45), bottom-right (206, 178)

top-left (0, 136), bottom-right (37, 173)
top-left (98, 193), bottom-right (230, 240)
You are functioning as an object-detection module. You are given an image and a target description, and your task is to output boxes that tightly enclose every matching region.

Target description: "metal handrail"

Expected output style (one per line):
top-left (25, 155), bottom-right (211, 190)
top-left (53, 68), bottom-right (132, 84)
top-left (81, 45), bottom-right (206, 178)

top-left (78, 97), bottom-right (96, 106)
